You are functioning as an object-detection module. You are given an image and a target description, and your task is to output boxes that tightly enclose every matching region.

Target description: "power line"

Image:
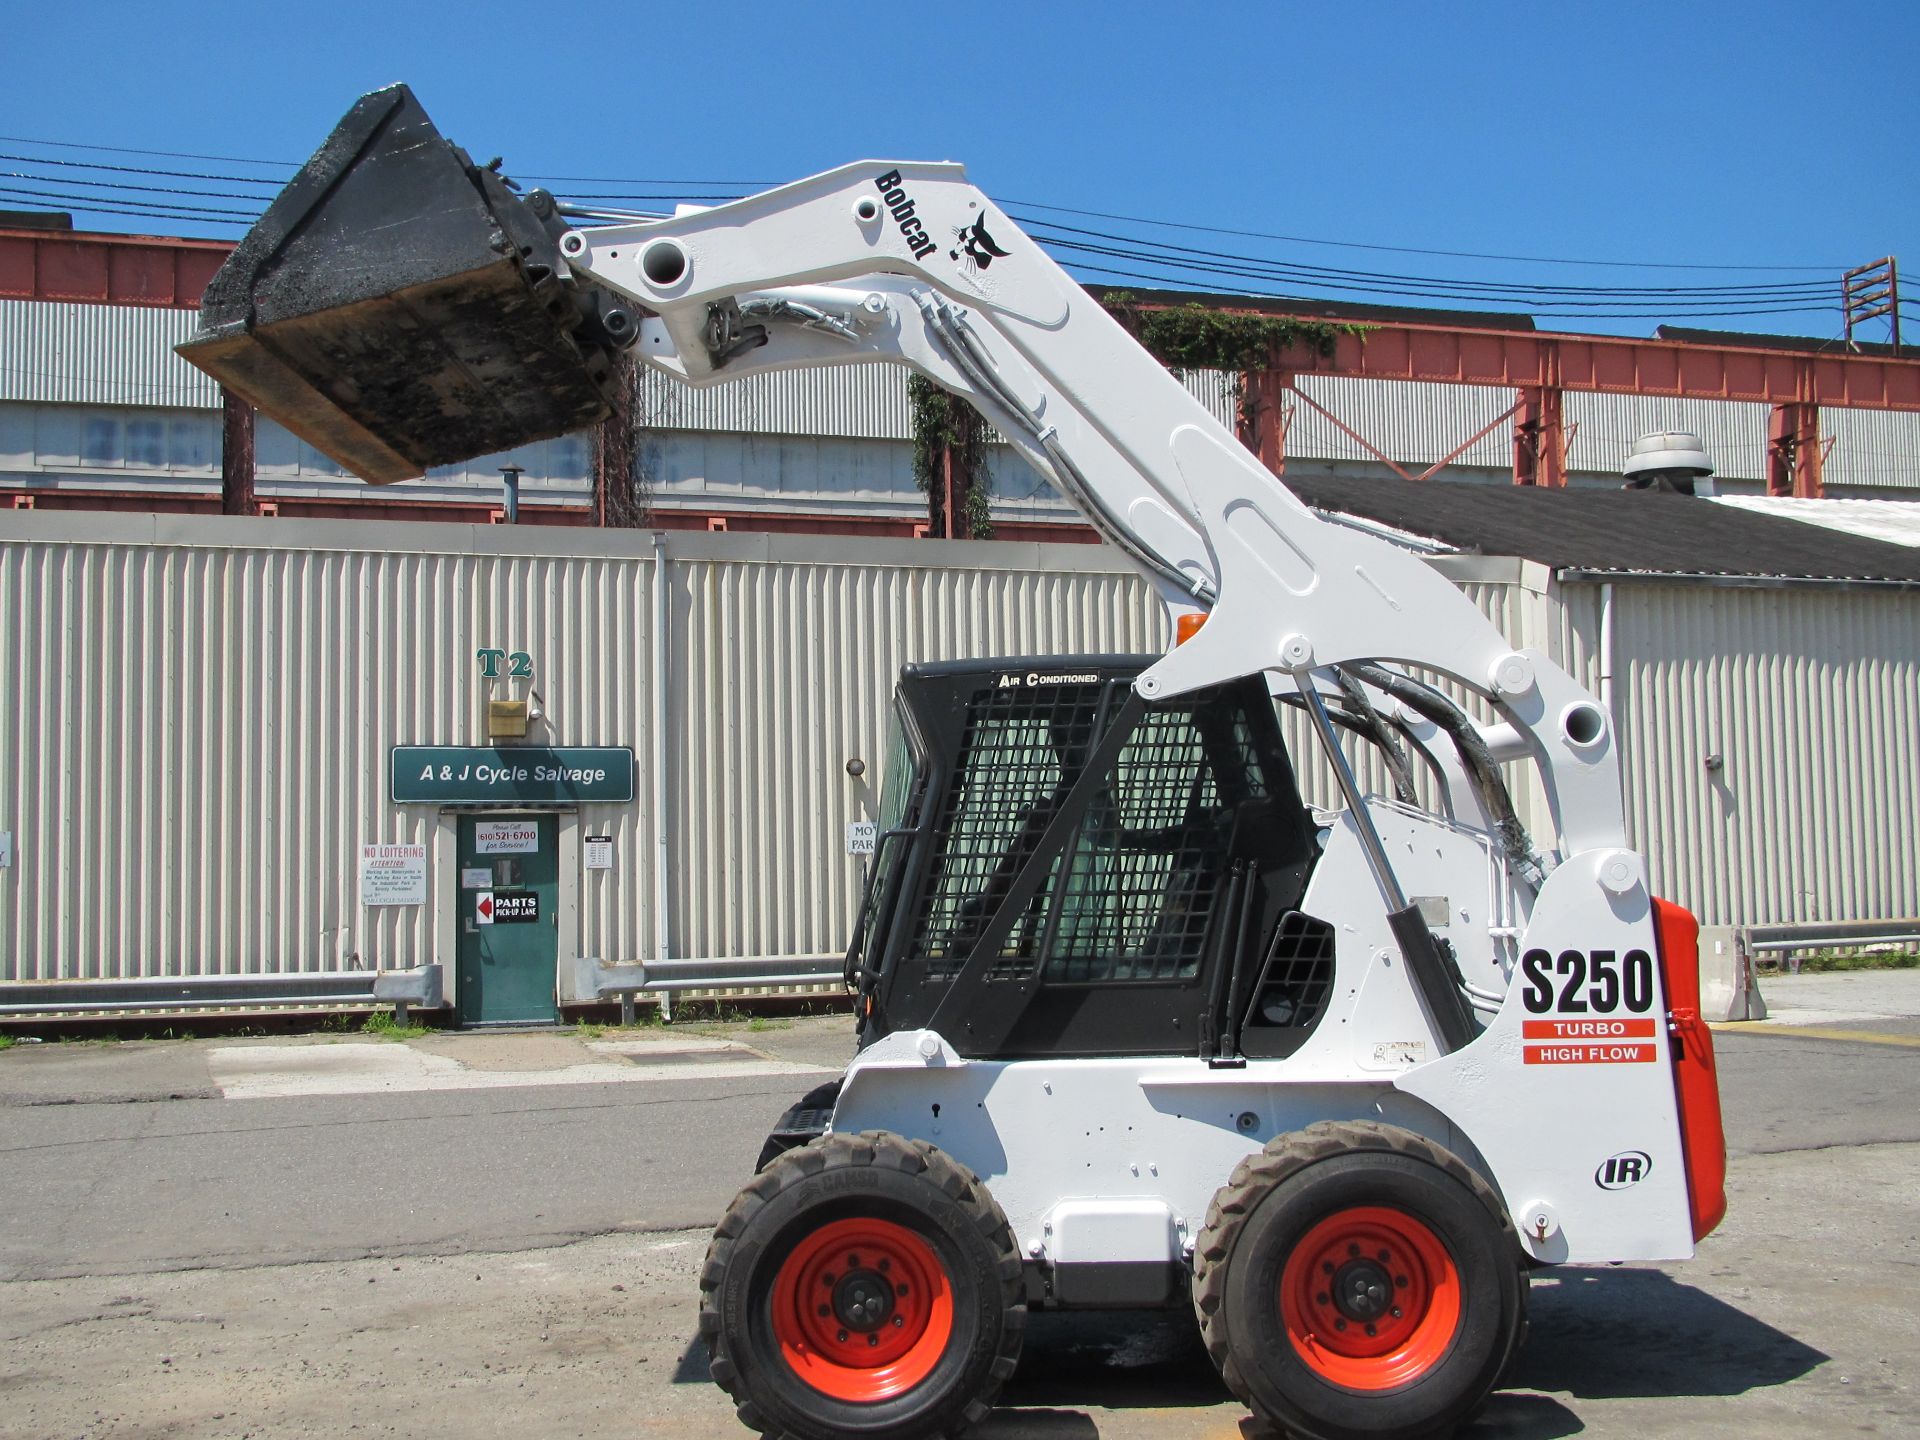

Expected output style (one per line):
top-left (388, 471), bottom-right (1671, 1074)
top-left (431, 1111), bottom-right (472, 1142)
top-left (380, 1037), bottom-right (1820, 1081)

top-left (1055, 258), bottom-right (1837, 322)
top-left (996, 195), bottom-right (1846, 274)
top-left (0, 151), bottom-right (285, 187)
top-left (0, 168), bottom-right (273, 204)
top-left (0, 134), bottom-right (295, 168)
top-left (0, 131), bottom-right (1886, 325)
top-left (0, 183), bottom-right (259, 220)
top-left (0, 130), bottom-right (1857, 277)
top-left (0, 191), bottom-right (251, 227)
top-left (1036, 239), bottom-right (1840, 317)
top-left (1016, 216), bottom-right (1835, 300)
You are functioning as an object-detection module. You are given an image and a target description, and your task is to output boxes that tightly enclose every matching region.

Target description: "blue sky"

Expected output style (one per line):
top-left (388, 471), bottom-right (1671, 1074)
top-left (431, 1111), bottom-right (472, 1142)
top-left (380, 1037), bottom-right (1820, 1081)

top-left (4, 1), bottom-right (1914, 339)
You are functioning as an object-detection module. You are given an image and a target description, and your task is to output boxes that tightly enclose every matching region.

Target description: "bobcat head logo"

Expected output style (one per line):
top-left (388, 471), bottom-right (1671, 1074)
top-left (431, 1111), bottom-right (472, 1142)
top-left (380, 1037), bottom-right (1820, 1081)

top-left (951, 215), bottom-right (1012, 269)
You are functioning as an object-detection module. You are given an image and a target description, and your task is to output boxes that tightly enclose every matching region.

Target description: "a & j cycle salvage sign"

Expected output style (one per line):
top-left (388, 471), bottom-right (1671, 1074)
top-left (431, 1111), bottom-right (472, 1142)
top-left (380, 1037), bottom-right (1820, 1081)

top-left (391, 746), bottom-right (635, 805)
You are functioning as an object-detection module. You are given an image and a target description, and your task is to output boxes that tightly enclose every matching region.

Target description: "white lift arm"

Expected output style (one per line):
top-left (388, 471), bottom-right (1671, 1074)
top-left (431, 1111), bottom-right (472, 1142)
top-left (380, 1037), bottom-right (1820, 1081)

top-left (559, 161), bottom-right (1628, 861)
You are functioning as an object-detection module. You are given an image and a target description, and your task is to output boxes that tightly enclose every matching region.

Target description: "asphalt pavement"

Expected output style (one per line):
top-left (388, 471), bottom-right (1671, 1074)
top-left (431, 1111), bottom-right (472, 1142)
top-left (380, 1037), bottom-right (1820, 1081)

top-left (0, 972), bottom-right (1915, 1438)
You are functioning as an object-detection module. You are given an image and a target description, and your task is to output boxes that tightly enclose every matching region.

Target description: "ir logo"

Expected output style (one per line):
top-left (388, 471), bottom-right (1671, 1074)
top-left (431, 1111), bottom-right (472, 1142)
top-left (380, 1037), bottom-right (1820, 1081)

top-left (1595, 1151), bottom-right (1652, 1190)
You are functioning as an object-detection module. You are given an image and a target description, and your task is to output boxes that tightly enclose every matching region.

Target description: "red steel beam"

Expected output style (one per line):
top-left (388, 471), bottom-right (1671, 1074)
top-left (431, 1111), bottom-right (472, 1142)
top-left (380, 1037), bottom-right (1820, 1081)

top-left (1767, 403), bottom-right (1824, 498)
top-left (0, 228), bottom-right (230, 308)
top-left (6, 228), bottom-right (1917, 414)
top-left (1269, 322), bottom-right (1920, 414)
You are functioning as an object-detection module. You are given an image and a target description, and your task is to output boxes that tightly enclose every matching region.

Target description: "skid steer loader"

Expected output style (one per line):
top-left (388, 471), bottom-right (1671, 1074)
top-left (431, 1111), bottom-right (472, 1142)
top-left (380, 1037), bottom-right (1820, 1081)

top-left (180, 85), bottom-right (1728, 1440)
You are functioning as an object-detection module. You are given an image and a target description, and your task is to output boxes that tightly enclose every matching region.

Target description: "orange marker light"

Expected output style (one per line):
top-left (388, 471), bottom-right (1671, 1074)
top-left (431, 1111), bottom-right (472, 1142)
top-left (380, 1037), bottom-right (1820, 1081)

top-left (1175, 612), bottom-right (1208, 645)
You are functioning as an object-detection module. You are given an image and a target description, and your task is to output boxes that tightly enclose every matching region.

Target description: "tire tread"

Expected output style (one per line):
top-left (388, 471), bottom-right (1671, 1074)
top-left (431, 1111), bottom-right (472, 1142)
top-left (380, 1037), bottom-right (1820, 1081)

top-left (700, 1129), bottom-right (1025, 1440)
top-left (1192, 1120), bottom-right (1525, 1435)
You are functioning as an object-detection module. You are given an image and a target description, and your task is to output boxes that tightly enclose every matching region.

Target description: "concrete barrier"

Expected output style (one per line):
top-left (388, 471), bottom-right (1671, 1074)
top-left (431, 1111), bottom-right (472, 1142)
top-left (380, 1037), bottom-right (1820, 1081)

top-left (1699, 926), bottom-right (1768, 1022)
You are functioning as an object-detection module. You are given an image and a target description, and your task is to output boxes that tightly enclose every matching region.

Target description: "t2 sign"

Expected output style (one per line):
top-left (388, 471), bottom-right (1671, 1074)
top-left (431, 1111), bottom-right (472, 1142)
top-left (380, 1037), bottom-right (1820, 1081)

top-left (476, 648), bottom-right (534, 680)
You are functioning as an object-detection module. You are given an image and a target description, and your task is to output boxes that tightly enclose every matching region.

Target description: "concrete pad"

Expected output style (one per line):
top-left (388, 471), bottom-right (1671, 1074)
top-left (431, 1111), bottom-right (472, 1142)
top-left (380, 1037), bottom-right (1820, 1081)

top-left (585, 1034), bottom-right (748, 1058)
top-left (0, 1039), bottom-right (218, 1105)
top-left (409, 1031), bottom-right (606, 1071)
top-left (207, 1041), bottom-right (831, 1100)
top-left (1750, 968), bottom-right (1920, 1025)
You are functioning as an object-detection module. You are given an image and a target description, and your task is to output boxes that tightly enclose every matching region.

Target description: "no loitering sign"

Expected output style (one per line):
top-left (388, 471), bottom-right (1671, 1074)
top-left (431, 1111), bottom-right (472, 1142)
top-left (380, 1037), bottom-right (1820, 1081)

top-left (361, 843), bottom-right (427, 906)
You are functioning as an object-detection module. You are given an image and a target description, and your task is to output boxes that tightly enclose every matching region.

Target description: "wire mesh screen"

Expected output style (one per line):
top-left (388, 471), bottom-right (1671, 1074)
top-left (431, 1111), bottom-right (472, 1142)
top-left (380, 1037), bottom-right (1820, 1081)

top-left (1246, 911), bottom-right (1337, 1030)
top-left (1046, 703), bottom-right (1252, 982)
top-left (907, 679), bottom-right (1277, 988)
top-left (910, 682), bottom-right (1106, 979)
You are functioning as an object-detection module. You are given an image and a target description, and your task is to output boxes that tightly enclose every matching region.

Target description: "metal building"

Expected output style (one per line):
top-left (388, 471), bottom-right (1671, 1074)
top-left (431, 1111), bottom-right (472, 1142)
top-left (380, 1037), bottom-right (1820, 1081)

top-left (4, 497), bottom-right (1916, 1020)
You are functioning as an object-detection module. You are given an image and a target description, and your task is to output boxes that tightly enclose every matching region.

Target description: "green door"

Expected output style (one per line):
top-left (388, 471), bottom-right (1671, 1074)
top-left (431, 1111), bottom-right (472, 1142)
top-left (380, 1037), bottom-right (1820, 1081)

top-left (455, 814), bottom-right (560, 1025)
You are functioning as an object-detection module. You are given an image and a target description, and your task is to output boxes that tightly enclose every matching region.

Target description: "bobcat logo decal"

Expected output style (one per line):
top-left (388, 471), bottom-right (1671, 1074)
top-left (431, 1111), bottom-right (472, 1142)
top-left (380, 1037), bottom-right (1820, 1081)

top-left (951, 215), bottom-right (1012, 269)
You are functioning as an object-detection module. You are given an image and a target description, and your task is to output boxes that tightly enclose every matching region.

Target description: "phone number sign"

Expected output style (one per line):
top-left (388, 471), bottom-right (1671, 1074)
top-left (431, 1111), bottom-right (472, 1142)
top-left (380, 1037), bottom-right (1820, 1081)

top-left (392, 746), bottom-right (635, 805)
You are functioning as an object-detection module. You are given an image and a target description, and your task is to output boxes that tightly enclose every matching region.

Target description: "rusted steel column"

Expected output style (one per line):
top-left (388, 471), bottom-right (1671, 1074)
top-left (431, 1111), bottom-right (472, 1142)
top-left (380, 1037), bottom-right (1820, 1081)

top-left (1767, 402), bottom-right (1823, 498)
top-left (593, 351), bottom-right (645, 527)
top-left (1247, 368), bottom-right (1290, 474)
top-left (1512, 385), bottom-right (1566, 486)
top-left (939, 444), bottom-right (959, 538)
top-left (220, 387), bottom-right (255, 515)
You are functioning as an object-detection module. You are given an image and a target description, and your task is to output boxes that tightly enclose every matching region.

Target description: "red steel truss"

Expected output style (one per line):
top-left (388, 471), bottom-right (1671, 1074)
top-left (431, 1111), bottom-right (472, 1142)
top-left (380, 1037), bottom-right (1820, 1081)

top-left (6, 228), bottom-right (1919, 505)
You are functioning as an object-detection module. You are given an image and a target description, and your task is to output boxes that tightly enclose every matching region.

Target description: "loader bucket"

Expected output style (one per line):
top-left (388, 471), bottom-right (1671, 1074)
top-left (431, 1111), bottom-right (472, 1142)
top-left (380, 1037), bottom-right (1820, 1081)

top-left (177, 84), bottom-right (630, 484)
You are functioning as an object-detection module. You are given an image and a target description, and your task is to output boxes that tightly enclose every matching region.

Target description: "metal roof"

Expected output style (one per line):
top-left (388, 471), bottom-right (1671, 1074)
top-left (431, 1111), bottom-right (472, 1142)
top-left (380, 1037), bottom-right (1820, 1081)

top-left (1709, 495), bottom-right (1920, 549)
top-left (1287, 473), bottom-right (1920, 585)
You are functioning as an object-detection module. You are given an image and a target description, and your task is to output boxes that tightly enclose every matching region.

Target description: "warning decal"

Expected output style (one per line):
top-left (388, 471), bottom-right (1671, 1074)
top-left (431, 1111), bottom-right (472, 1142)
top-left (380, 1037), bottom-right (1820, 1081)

top-left (1524, 1042), bottom-right (1655, 1066)
top-left (1523, 1019), bottom-right (1657, 1041)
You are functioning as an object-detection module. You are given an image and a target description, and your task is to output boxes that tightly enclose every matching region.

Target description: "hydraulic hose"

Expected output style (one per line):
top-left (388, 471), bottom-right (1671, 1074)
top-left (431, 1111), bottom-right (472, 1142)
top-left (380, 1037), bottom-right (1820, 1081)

top-left (1347, 663), bottom-right (1548, 892)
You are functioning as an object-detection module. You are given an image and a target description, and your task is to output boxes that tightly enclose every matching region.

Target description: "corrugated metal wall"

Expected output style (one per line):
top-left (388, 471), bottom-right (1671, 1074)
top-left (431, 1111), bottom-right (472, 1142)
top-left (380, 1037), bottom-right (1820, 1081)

top-left (0, 517), bottom-right (659, 980)
top-left (666, 545), bottom-right (1165, 961)
top-left (0, 300), bottom-right (214, 409)
top-left (1553, 580), bottom-right (1920, 927)
top-left (4, 519), bottom-right (1917, 981)
top-left (0, 517), bottom-right (1165, 981)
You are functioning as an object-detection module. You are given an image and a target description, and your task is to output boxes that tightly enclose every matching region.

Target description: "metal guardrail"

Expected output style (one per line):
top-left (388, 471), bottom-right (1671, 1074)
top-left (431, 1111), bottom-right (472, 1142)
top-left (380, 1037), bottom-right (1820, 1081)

top-left (0, 966), bottom-right (445, 1021)
top-left (1740, 919), bottom-right (1920, 974)
top-left (580, 955), bottom-right (846, 1024)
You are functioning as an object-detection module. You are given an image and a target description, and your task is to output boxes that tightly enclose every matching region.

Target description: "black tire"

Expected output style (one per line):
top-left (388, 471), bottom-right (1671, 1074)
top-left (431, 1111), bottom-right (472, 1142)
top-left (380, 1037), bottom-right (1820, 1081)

top-left (1193, 1121), bottom-right (1527, 1440)
top-left (755, 1079), bottom-right (845, 1174)
top-left (701, 1130), bottom-right (1026, 1440)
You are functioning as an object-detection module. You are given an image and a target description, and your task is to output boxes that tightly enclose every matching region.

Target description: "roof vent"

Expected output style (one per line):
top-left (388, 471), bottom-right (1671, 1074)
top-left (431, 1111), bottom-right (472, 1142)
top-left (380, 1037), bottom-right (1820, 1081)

top-left (1624, 430), bottom-right (1715, 496)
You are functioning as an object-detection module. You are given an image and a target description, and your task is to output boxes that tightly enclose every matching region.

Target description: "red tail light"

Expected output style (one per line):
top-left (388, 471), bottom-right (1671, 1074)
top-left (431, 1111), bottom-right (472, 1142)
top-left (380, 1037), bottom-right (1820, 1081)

top-left (1652, 899), bottom-right (1728, 1241)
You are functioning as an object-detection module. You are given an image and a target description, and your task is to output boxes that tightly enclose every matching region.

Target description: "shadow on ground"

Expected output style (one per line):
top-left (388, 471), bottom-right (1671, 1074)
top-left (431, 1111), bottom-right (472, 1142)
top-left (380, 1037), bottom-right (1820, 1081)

top-left (673, 1268), bottom-right (1825, 1438)
top-left (1509, 1268), bottom-right (1826, 1399)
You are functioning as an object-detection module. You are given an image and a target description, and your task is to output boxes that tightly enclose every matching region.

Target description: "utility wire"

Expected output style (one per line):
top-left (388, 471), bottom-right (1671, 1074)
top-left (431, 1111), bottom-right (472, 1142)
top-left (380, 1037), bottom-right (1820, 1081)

top-left (0, 133), bottom-right (1885, 323)
top-left (0, 134), bottom-right (296, 168)
top-left (0, 130), bottom-right (1852, 277)
top-left (0, 168), bottom-right (273, 204)
top-left (997, 195), bottom-right (1847, 273)
top-left (1017, 217), bottom-right (1834, 300)
top-left (1056, 258), bottom-right (1837, 322)
top-left (0, 183), bottom-right (260, 220)
top-left (0, 151), bottom-right (287, 186)
top-left (1038, 241), bottom-right (1840, 316)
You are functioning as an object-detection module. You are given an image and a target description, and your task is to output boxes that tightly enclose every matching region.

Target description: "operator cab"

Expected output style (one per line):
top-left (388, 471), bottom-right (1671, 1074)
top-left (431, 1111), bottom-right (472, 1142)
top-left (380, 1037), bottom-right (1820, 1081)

top-left (847, 656), bottom-right (1330, 1062)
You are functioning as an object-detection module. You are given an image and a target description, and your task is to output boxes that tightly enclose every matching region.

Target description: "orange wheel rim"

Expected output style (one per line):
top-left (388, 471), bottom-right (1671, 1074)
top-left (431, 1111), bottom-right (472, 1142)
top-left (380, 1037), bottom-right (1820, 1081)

top-left (1279, 1205), bottom-right (1461, 1391)
top-left (768, 1216), bottom-right (955, 1402)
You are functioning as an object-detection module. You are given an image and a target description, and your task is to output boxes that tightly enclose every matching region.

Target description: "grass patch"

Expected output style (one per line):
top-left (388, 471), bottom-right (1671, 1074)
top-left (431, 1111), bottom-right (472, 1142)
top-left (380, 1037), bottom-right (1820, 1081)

top-left (362, 1011), bottom-right (429, 1040)
top-left (1761, 950), bottom-right (1919, 975)
top-left (0, 1034), bottom-right (14, 1051)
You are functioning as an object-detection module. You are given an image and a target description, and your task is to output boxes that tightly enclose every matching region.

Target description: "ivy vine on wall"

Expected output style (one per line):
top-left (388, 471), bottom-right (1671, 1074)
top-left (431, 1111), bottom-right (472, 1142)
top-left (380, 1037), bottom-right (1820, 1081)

top-left (902, 296), bottom-right (1364, 538)
top-left (907, 374), bottom-right (993, 539)
top-left (1099, 293), bottom-right (1356, 369)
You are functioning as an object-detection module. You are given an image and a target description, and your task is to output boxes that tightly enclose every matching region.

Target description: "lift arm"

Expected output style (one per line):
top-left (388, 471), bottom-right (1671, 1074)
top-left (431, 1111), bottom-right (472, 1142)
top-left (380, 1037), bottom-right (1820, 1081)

top-left (557, 163), bottom-right (1627, 859)
top-left (175, 85), bottom-right (1630, 869)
